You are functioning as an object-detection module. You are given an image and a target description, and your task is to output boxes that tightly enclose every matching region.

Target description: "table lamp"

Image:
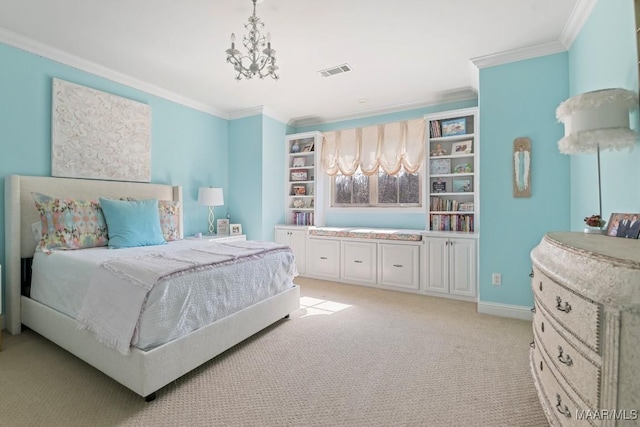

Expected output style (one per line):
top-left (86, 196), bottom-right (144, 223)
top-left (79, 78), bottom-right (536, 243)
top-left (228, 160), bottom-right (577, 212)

top-left (556, 88), bottom-right (638, 233)
top-left (198, 187), bottom-right (224, 235)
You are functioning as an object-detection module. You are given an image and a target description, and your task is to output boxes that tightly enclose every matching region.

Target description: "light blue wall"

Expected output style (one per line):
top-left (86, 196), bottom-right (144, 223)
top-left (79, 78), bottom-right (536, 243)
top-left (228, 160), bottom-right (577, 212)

top-left (478, 53), bottom-right (571, 307)
top-left (295, 99), bottom-right (477, 229)
top-left (568, 0), bottom-right (640, 229)
top-left (0, 42), bottom-right (227, 310)
top-left (262, 115), bottom-right (287, 240)
top-left (228, 115), bottom-right (263, 240)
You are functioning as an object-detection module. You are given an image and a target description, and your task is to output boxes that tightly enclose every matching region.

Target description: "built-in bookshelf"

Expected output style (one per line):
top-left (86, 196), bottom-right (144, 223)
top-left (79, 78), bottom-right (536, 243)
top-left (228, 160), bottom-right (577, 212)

top-left (426, 107), bottom-right (478, 233)
top-left (284, 131), bottom-right (324, 226)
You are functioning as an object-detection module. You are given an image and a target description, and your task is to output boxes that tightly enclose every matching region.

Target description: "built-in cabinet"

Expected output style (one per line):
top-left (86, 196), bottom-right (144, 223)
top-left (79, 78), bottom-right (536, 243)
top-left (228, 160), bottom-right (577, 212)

top-left (422, 236), bottom-right (477, 298)
top-left (341, 241), bottom-right (377, 285)
top-left (426, 107), bottom-right (478, 233)
top-left (274, 226), bottom-right (307, 274)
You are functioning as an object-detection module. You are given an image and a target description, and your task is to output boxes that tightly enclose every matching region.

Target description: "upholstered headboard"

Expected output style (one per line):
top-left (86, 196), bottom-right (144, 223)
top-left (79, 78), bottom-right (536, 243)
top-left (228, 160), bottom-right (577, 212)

top-left (4, 175), bottom-right (183, 334)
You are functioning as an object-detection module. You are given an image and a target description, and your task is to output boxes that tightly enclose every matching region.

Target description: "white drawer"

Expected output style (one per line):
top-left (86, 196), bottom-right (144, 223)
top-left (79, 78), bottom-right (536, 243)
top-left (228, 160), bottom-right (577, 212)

top-left (533, 299), bottom-right (600, 411)
top-left (532, 267), bottom-right (600, 353)
top-left (341, 241), bottom-right (377, 284)
top-left (307, 238), bottom-right (340, 279)
top-left (532, 337), bottom-right (594, 427)
top-left (378, 243), bottom-right (419, 290)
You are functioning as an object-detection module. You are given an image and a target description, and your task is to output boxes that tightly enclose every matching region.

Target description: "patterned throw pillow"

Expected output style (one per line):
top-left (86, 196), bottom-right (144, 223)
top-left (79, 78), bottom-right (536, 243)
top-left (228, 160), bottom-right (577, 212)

top-left (32, 192), bottom-right (109, 251)
top-left (158, 200), bottom-right (181, 241)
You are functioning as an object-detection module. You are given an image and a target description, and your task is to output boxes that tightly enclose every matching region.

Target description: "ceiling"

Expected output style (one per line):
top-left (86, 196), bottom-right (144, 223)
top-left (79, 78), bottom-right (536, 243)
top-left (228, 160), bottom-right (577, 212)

top-left (0, 0), bottom-right (585, 125)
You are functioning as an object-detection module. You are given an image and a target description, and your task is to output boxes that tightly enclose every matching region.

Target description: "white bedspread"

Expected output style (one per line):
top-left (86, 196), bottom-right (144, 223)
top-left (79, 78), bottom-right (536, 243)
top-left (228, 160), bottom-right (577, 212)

top-left (31, 240), bottom-right (296, 354)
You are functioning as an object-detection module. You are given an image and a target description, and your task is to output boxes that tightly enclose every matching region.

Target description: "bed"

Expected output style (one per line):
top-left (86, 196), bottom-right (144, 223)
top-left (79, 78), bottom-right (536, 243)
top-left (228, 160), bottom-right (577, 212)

top-left (4, 174), bottom-right (300, 401)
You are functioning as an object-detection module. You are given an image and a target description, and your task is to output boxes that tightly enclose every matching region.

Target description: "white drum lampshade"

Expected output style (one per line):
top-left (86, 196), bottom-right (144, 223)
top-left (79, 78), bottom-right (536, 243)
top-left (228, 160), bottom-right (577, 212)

top-left (556, 88), bottom-right (638, 231)
top-left (198, 187), bottom-right (224, 234)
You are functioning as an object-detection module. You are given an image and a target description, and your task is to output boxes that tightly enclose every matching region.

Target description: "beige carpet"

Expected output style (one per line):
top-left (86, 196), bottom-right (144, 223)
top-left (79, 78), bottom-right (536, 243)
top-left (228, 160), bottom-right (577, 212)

top-left (1, 277), bottom-right (547, 426)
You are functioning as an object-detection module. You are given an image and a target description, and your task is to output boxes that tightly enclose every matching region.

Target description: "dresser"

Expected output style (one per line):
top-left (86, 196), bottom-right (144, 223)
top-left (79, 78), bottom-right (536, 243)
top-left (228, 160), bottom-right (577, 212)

top-left (530, 232), bottom-right (640, 426)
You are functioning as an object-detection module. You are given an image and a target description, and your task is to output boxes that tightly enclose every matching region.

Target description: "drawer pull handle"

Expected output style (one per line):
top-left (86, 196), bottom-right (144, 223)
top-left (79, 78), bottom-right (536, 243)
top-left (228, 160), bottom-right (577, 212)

top-left (393, 264), bottom-right (403, 268)
top-left (320, 257), bottom-right (328, 260)
top-left (529, 270), bottom-right (534, 278)
top-left (541, 322), bottom-right (544, 333)
top-left (557, 346), bottom-right (573, 366)
top-left (555, 394), bottom-right (571, 418)
top-left (539, 281), bottom-right (543, 291)
top-left (555, 296), bottom-right (572, 313)
top-left (354, 260), bottom-right (363, 263)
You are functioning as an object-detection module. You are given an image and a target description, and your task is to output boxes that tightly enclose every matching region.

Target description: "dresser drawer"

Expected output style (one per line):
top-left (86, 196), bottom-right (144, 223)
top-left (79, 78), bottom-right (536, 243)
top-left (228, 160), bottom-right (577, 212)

top-left (533, 301), bottom-right (600, 411)
top-left (532, 267), bottom-right (600, 352)
top-left (532, 339), bottom-right (595, 427)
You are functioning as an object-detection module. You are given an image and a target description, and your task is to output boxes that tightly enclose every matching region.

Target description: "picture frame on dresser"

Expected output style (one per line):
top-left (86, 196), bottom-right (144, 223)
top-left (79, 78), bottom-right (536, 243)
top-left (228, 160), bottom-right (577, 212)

top-left (606, 212), bottom-right (640, 238)
top-left (230, 224), bottom-right (242, 235)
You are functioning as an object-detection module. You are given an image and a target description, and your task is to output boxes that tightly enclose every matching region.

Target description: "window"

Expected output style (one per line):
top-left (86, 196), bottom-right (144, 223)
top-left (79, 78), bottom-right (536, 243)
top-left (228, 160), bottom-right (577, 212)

top-left (332, 166), bottom-right (421, 207)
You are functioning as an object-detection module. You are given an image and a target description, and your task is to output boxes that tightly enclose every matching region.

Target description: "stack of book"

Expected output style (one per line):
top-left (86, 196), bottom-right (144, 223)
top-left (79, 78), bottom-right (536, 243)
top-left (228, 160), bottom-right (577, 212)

top-left (293, 211), bottom-right (314, 226)
top-left (430, 214), bottom-right (474, 232)
top-left (430, 120), bottom-right (441, 138)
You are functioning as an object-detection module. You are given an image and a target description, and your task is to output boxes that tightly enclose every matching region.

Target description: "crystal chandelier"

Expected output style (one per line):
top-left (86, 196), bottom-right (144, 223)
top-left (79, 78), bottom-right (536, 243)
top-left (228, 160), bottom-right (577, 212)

top-left (225, 0), bottom-right (279, 81)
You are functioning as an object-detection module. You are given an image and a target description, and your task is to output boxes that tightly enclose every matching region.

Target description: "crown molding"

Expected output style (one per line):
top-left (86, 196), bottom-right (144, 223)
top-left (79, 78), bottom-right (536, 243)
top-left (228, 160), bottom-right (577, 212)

top-left (558, 0), bottom-right (598, 49)
top-left (471, 41), bottom-right (567, 69)
top-left (290, 88), bottom-right (478, 127)
top-left (228, 105), bottom-right (290, 124)
top-left (0, 28), bottom-right (228, 119)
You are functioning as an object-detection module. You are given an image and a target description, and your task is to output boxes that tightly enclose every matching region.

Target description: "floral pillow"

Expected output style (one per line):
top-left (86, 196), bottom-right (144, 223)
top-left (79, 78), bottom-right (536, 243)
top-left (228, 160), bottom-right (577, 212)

top-left (158, 200), bottom-right (181, 241)
top-left (32, 192), bottom-right (109, 251)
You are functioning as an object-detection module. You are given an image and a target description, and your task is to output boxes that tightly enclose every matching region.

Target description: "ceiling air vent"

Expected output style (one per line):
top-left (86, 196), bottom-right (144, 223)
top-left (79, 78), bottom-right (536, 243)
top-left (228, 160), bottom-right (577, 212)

top-left (318, 63), bottom-right (352, 77)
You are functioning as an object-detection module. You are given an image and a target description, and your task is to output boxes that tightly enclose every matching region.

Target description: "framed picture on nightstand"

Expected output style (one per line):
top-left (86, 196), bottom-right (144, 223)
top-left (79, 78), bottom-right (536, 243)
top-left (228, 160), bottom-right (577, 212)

top-left (216, 219), bottom-right (229, 235)
top-left (230, 224), bottom-right (243, 235)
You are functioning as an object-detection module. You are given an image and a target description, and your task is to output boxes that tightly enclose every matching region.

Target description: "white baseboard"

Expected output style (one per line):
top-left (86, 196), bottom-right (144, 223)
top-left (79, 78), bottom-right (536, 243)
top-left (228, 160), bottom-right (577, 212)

top-left (477, 301), bottom-right (532, 321)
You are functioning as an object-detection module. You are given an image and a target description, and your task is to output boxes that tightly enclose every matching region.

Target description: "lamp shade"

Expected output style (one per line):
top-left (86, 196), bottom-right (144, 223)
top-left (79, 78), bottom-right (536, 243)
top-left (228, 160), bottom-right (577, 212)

top-left (197, 187), bottom-right (224, 206)
top-left (556, 88), bottom-right (638, 154)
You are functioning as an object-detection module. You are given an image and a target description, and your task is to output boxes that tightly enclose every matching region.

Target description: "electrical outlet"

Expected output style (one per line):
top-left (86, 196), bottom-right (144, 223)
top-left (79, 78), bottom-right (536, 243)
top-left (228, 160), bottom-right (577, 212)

top-left (492, 273), bottom-right (502, 285)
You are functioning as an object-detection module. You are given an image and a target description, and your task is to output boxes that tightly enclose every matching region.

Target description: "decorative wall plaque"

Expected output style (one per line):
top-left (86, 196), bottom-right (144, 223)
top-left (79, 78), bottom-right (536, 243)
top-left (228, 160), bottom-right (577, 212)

top-left (51, 78), bottom-right (151, 182)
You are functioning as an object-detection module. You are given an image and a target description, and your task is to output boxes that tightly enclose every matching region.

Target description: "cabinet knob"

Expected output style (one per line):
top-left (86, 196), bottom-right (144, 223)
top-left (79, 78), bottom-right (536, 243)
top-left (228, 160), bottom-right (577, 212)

top-left (393, 264), bottom-right (403, 268)
top-left (555, 394), bottom-right (571, 418)
top-left (354, 260), bottom-right (363, 263)
top-left (555, 296), bottom-right (572, 313)
top-left (530, 306), bottom-right (536, 314)
top-left (529, 341), bottom-right (535, 349)
top-left (320, 256), bottom-right (328, 260)
top-left (529, 270), bottom-right (534, 278)
top-left (557, 346), bottom-right (573, 366)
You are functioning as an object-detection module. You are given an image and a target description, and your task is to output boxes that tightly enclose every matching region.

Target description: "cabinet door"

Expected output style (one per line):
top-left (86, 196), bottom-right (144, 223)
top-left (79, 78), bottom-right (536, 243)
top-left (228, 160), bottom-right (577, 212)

top-left (449, 238), bottom-right (476, 297)
top-left (378, 243), bottom-right (419, 289)
top-left (307, 238), bottom-right (340, 279)
top-left (275, 229), bottom-right (289, 246)
top-left (424, 237), bottom-right (449, 293)
top-left (275, 228), bottom-right (306, 275)
top-left (342, 241), bottom-right (377, 284)
top-left (289, 230), bottom-right (307, 275)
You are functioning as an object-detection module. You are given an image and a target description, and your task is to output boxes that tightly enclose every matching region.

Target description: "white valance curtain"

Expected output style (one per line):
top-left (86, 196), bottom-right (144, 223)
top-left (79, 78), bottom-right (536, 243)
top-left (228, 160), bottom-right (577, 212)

top-left (321, 118), bottom-right (426, 176)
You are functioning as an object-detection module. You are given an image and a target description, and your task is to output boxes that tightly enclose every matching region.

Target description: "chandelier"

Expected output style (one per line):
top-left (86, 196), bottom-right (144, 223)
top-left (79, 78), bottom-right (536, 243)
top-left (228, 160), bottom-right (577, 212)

top-left (225, 0), bottom-right (279, 81)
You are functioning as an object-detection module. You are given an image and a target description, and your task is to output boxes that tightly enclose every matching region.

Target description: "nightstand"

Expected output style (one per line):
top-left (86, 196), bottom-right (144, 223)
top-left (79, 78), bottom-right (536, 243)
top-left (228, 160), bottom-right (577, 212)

top-left (187, 234), bottom-right (247, 243)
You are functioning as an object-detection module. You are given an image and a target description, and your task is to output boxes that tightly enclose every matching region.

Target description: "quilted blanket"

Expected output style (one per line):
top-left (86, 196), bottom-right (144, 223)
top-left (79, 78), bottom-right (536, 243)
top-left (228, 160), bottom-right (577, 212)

top-left (76, 240), bottom-right (288, 354)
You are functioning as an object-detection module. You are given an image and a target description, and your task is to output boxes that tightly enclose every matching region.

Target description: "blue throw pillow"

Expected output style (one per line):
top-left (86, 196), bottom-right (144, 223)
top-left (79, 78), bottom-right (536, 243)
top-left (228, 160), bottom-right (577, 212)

top-left (99, 197), bottom-right (166, 249)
